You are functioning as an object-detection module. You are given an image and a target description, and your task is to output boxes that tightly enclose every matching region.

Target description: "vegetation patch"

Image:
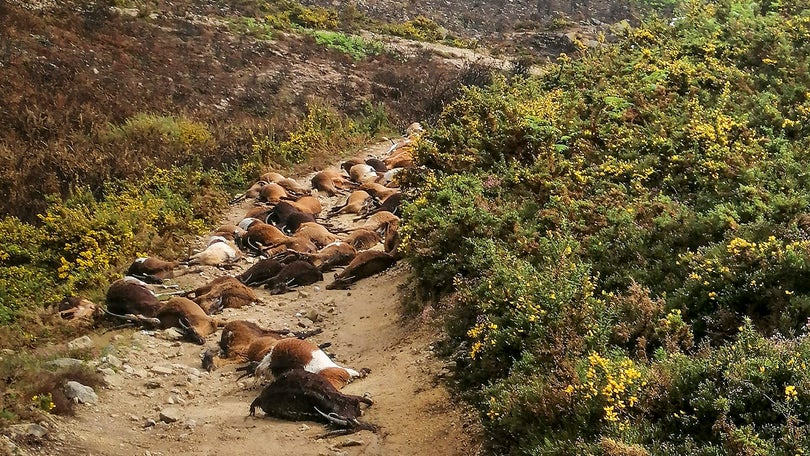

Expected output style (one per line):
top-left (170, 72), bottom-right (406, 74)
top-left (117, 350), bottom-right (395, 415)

top-left (402, 0), bottom-right (810, 453)
top-left (311, 30), bottom-right (383, 60)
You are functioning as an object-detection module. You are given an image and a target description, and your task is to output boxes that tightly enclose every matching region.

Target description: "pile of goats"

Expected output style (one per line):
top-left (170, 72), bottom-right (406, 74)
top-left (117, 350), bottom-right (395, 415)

top-left (62, 124), bottom-right (422, 436)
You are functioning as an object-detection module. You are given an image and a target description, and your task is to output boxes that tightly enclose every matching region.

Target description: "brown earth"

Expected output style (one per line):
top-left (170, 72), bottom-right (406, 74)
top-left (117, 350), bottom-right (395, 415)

top-left (25, 140), bottom-right (482, 456)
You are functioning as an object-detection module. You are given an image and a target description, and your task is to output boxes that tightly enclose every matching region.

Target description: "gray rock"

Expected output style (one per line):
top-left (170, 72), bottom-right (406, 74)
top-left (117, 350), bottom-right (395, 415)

top-left (97, 367), bottom-right (116, 377)
top-left (67, 335), bottom-right (94, 351)
top-left (160, 328), bottom-right (185, 341)
top-left (47, 358), bottom-right (86, 369)
top-left (338, 438), bottom-right (365, 447)
top-left (100, 354), bottom-right (123, 369)
top-left (151, 365), bottom-right (174, 375)
top-left (8, 423), bottom-right (48, 438)
top-left (306, 309), bottom-right (322, 323)
top-left (297, 290), bottom-right (310, 298)
top-left (145, 380), bottom-right (162, 389)
top-left (143, 419), bottom-right (157, 428)
top-left (159, 407), bottom-right (181, 423)
top-left (64, 381), bottom-right (98, 405)
top-left (104, 373), bottom-right (124, 388)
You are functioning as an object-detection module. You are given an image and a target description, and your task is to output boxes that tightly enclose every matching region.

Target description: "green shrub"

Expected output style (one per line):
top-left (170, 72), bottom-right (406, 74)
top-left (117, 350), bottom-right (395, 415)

top-left (381, 15), bottom-right (445, 42)
top-left (312, 30), bottom-right (383, 60)
top-left (402, 0), bottom-right (810, 452)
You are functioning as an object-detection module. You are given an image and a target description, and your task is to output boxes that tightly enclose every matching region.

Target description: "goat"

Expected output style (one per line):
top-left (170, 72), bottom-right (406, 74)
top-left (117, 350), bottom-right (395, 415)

top-left (254, 338), bottom-right (365, 390)
top-left (264, 201), bottom-right (315, 230)
top-left (307, 241), bottom-right (357, 272)
top-left (202, 320), bottom-right (322, 371)
top-left (294, 222), bottom-right (340, 248)
top-left (383, 220), bottom-right (402, 257)
top-left (126, 257), bottom-right (179, 284)
top-left (156, 297), bottom-right (223, 345)
top-left (259, 172), bottom-right (286, 183)
top-left (105, 277), bottom-right (162, 319)
top-left (214, 224), bottom-right (246, 242)
top-left (183, 236), bottom-right (241, 266)
top-left (311, 170), bottom-right (355, 196)
top-left (56, 296), bottom-right (101, 324)
top-left (340, 158), bottom-right (365, 174)
top-left (236, 258), bottom-right (284, 286)
top-left (263, 260), bottom-right (323, 295)
top-left (326, 251), bottom-right (398, 290)
top-left (229, 180), bottom-right (268, 204)
top-left (280, 211), bottom-right (318, 233)
top-left (371, 192), bottom-right (403, 217)
top-left (276, 178), bottom-right (310, 196)
top-left (237, 221), bottom-right (317, 256)
top-left (348, 164), bottom-right (378, 183)
top-left (244, 205), bottom-right (273, 220)
top-left (185, 276), bottom-right (260, 314)
top-left (288, 196), bottom-right (322, 216)
top-left (328, 190), bottom-right (373, 216)
top-left (342, 228), bottom-right (382, 251)
top-left (249, 369), bottom-right (375, 434)
top-left (276, 241), bottom-right (357, 272)
top-left (258, 183), bottom-right (289, 204)
top-left (359, 211), bottom-right (400, 232)
top-left (365, 158), bottom-right (387, 173)
top-left (359, 182), bottom-right (399, 201)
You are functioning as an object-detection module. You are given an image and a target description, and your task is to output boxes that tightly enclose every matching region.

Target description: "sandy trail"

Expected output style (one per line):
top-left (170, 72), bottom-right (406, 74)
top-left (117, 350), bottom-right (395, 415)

top-left (49, 141), bottom-right (481, 456)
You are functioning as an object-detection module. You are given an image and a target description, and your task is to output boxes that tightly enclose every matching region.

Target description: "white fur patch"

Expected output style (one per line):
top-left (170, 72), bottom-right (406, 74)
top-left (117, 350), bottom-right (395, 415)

top-left (304, 349), bottom-right (340, 374)
top-left (255, 347), bottom-right (275, 382)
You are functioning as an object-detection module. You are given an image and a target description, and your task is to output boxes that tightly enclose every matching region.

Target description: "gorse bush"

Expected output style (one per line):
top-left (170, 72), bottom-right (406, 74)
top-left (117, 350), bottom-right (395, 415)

top-left (402, 0), bottom-right (810, 452)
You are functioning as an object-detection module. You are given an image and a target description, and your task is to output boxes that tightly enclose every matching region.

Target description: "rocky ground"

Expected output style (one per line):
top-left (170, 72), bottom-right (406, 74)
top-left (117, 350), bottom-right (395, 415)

top-left (3, 140), bottom-right (482, 456)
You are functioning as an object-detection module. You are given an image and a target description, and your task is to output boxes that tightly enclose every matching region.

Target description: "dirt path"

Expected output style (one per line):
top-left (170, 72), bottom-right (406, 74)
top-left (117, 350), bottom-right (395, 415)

top-left (43, 140), bottom-right (481, 456)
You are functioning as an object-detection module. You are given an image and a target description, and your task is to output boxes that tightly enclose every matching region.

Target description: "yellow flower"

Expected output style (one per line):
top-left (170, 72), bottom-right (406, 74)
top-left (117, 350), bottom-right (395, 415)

top-left (786, 385), bottom-right (798, 401)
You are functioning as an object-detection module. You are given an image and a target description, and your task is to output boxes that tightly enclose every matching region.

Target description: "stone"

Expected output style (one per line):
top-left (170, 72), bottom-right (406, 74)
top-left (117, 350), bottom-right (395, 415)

top-left (159, 407), bottom-right (181, 423)
top-left (64, 381), bottom-right (98, 405)
top-left (67, 335), bottom-right (94, 351)
top-left (297, 290), bottom-right (310, 298)
top-left (100, 354), bottom-right (123, 369)
top-left (104, 373), bottom-right (124, 388)
top-left (160, 328), bottom-right (185, 341)
top-left (145, 380), bottom-right (162, 389)
top-left (143, 419), bottom-right (157, 428)
top-left (8, 423), bottom-right (48, 438)
top-left (47, 358), bottom-right (85, 369)
top-left (338, 438), bottom-right (365, 448)
top-left (306, 309), bottom-right (322, 323)
top-left (151, 365), bottom-right (174, 375)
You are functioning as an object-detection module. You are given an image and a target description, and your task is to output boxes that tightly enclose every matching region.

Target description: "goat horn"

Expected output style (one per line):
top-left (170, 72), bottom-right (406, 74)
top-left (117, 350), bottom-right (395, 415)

top-left (313, 407), bottom-right (350, 427)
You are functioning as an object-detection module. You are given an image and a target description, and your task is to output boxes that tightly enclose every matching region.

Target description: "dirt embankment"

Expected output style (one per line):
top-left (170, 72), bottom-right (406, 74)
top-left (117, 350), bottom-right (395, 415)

top-left (29, 140), bottom-right (482, 456)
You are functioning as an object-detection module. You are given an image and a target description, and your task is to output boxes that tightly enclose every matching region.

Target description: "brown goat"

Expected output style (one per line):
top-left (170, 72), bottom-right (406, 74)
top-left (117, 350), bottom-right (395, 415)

top-left (342, 228), bottom-right (382, 251)
top-left (249, 369), bottom-right (375, 433)
top-left (359, 211), bottom-right (400, 232)
top-left (311, 170), bottom-right (355, 196)
top-left (276, 178), bottom-right (310, 196)
top-left (294, 222), bottom-right (340, 248)
top-left (156, 297), bottom-right (223, 345)
top-left (202, 320), bottom-right (322, 371)
top-left (308, 241), bottom-right (358, 271)
top-left (348, 164), bottom-right (378, 183)
top-left (326, 251), bottom-right (398, 290)
top-left (126, 257), bottom-right (179, 284)
top-left (258, 183), bottom-right (289, 204)
top-left (236, 258), bottom-right (285, 286)
top-left (186, 276), bottom-right (260, 314)
top-left (288, 196), bottom-right (322, 216)
top-left (254, 338), bottom-right (365, 390)
top-left (359, 182), bottom-right (399, 201)
top-left (106, 277), bottom-right (162, 318)
top-left (263, 260), bottom-right (323, 295)
top-left (328, 190), bottom-right (373, 216)
top-left (259, 172), bottom-right (286, 183)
